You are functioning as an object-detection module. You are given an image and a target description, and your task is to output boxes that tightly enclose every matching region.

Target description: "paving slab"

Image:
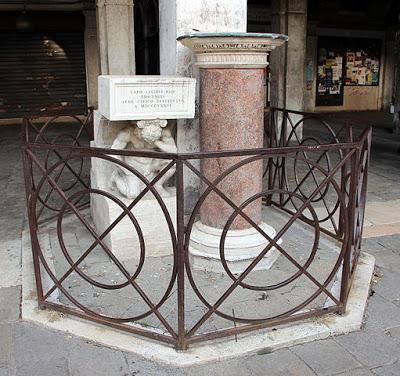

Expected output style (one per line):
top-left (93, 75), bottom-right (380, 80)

top-left (0, 287), bottom-right (20, 322)
top-left (363, 223), bottom-right (400, 239)
top-left (13, 358), bottom-right (69, 376)
top-left (10, 322), bottom-right (70, 367)
top-left (0, 240), bottom-right (22, 289)
top-left (363, 242), bottom-right (400, 272)
top-left (384, 326), bottom-right (400, 342)
top-left (243, 348), bottom-right (316, 376)
top-left (365, 200), bottom-right (400, 226)
top-left (371, 361), bottom-right (400, 376)
top-left (363, 293), bottom-right (400, 333)
top-left (334, 330), bottom-right (400, 369)
top-left (68, 342), bottom-right (130, 376)
top-left (365, 235), bottom-right (400, 256)
top-left (0, 324), bottom-right (11, 367)
top-left (370, 268), bottom-right (400, 307)
top-left (291, 339), bottom-right (361, 376)
top-left (334, 368), bottom-right (374, 376)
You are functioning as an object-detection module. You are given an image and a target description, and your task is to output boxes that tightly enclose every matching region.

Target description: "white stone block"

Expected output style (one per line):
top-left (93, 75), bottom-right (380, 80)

top-left (91, 190), bottom-right (176, 260)
top-left (90, 160), bottom-right (176, 260)
top-left (98, 75), bottom-right (196, 121)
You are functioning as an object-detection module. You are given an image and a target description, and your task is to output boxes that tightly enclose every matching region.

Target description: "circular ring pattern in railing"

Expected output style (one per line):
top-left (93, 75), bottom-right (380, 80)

top-left (184, 153), bottom-right (348, 324)
top-left (57, 188), bottom-right (146, 290)
top-left (30, 152), bottom-right (178, 322)
top-left (219, 189), bottom-right (320, 291)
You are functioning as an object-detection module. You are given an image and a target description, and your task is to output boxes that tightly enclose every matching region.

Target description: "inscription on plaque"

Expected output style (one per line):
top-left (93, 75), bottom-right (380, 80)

top-left (98, 76), bottom-right (196, 121)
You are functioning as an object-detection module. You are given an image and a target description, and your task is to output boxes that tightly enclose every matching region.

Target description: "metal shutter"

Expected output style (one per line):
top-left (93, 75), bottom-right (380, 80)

top-left (0, 32), bottom-right (87, 118)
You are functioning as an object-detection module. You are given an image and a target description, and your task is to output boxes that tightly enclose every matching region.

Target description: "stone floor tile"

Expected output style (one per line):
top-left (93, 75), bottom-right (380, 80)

top-left (366, 235), bottom-right (400, 256)
top-left (181, 356), bottom-right (255, 376)
top-left (332, 367), bottom-right (374, 376)
top-left (11, 322), bottom-right (69, 366)
top-left (244, 348), bottom-right (316, 376)
top-left (124, 354), bottom-right (188, 376)
top-left (290, 339), bottom-right (361, 376)
top-left (0, 324), bottom-right (11, 366)
top-left (68, 343), bottom-right (130, 376)
top-left (371, 360), bottom-right (400, 376)
top-left (14, 358), bottom-right (69, 376)
top-left (0, 240), bottom-right (22, 288)
top-left (384, 325), bottom-right (400, 342)
top-left (363, 293), bottom-right (400, 333)
top-left (363, 240), bottom-right (400, 271)
top-left (125, 348), bottom-right (316, 376)
top-left (0, 287), bottom-right (21, 322)
top-left (334, 331), bottom-right (400, 368)
top-left (369, 268), bottom-right (400, 308)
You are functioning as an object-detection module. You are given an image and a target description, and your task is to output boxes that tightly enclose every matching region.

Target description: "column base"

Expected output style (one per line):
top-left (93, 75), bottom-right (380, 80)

top-left (188, 221), bottom-right (281, 274)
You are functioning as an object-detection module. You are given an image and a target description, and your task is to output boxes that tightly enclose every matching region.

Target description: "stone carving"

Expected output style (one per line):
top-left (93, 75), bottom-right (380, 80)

top-left (178, 34), bottom-right (288, 68)
top-left (98, 76), bottom-right (196, 121)
top-left (196, 53), bottom-right (268, 67)
top-left (192, 42), bottom-right (282, 50)
top-left (110, 119), bottom-right (177, 199)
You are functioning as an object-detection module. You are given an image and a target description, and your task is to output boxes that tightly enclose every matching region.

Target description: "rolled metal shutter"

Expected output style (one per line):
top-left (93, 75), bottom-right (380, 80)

top-left (0, 32), bottom-right (87, 118)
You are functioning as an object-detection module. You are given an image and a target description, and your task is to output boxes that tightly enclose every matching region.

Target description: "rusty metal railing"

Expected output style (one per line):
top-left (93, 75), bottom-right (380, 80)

top-left (22, 108), bottom-right (371, 350)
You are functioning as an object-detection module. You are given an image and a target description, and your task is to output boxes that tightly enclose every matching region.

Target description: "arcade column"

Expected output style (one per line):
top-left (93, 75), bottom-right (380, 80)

top-left (178, 33), bottom-right (288, 273)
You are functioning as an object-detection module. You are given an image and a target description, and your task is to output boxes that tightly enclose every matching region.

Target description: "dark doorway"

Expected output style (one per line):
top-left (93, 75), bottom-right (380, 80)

top-left (0, 12), bottom-right (87, 119)
top-left (134, 0), bottom-right (160, 75)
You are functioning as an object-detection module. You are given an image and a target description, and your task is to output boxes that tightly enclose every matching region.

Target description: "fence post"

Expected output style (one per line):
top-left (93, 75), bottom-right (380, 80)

top-left (175, 158), bottom-right (187, 350)
top-left (338, 124), bottom-right (353, 239)
top-left (265, 108), bottom-right (275, 205)
top-left (279, 110), bottom-right (288, 205)
top-left (339, 146), bottom-right (359, 313)
top-left (21, 119), bottom-right (45, 308)
top-left (355, 127), bottom-right (372, 251)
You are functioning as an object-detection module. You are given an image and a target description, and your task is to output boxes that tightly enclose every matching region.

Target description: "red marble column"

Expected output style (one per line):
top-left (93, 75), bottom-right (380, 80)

top-left (178, 33), bottom-right (287, 272)
top-left (199, 68), bottom-right (265, 230)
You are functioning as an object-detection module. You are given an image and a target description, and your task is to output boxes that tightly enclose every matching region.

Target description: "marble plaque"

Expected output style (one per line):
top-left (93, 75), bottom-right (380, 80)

top-left (98, 75), bottom-right (196, 121)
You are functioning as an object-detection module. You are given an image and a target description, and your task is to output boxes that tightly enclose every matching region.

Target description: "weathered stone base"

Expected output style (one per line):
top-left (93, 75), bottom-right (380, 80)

top-left (90, 191), bottom-right (176, 260)
top-left (90, 129), bottom-right (176, 260)
top-left (21, 228), bottom-right (375, 367)
top-left (189, 221), bottom-right (281, 273)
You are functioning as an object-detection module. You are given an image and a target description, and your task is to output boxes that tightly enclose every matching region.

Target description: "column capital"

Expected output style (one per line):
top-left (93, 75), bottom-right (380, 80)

top-left (178, 33), bottom-right (288, 68)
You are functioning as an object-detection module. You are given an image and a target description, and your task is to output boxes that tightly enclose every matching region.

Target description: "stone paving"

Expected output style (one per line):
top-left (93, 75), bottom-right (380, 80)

top-left (1, 113), bottom-right (400, 375)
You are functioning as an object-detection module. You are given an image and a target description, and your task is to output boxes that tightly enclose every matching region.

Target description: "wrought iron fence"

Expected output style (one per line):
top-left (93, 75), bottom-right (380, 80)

top-left (22, 107), bottom-right (371, 350)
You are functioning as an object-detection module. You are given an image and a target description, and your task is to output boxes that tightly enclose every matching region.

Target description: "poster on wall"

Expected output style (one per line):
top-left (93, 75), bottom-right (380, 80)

top-left (316, 36), bottom-right (382, 107)
top-left (344, 44), bottom-right (380, 86)
top-left (316, 38), bottom-right (344, 106)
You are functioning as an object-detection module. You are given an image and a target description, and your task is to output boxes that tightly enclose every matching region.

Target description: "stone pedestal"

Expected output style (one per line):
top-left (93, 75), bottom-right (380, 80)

top-left (90, 111), bottom-right (177, 261)
top-left (178, 32), bottom-right (287, 272)
top-left (90, 76), bottom-right (196, 262)
top-left (90, 187), bottom-right (176, 260)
